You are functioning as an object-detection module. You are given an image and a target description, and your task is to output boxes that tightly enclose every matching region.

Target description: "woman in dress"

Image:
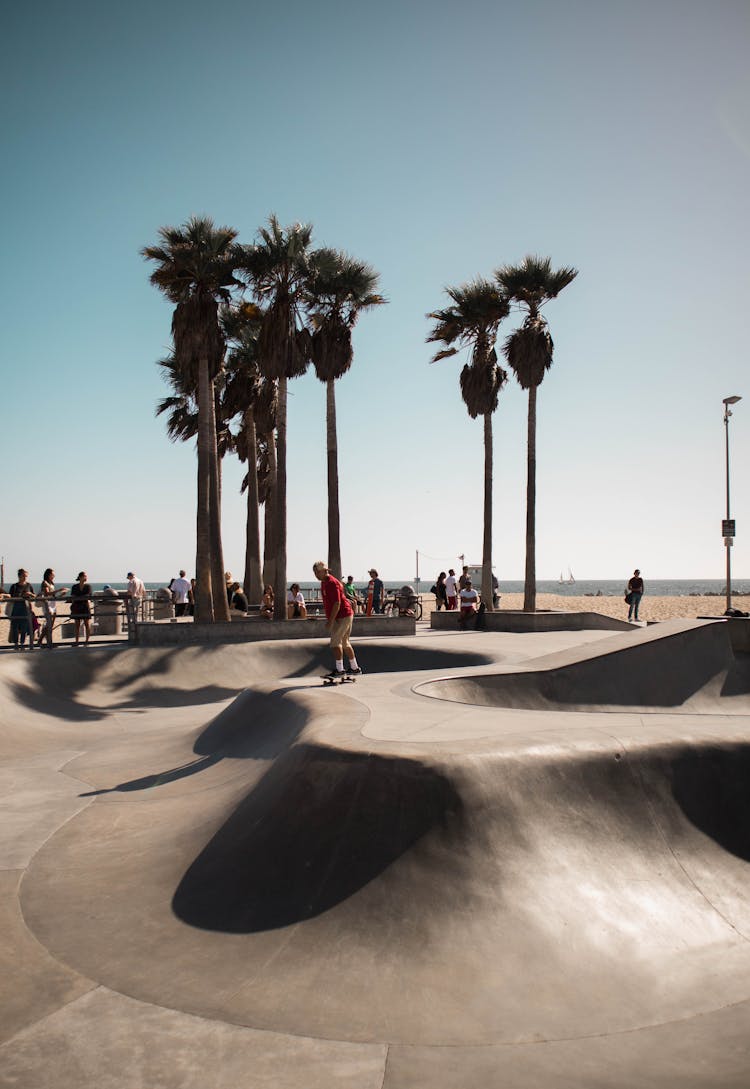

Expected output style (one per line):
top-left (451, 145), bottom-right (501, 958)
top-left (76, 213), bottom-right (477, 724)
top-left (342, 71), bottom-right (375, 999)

top-left (38, 568), bottom-right (67, 648)
top-left (434, 572), bottom-right (448, 611)
top-left (70, 571), bottom-right (93, 645)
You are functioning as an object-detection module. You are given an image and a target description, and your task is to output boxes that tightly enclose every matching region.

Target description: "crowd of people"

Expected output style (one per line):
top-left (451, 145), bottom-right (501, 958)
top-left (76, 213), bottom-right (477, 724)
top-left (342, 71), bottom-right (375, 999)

top-left (1, 568), bottom-right (152, 648)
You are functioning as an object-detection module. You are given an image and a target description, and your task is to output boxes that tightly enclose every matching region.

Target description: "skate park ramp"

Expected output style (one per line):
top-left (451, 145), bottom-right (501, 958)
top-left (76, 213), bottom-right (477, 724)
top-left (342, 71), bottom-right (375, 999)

top-left (3, 621), bottom-right (750, 1088)
top-left (416, 617), bottom-right (750, 713)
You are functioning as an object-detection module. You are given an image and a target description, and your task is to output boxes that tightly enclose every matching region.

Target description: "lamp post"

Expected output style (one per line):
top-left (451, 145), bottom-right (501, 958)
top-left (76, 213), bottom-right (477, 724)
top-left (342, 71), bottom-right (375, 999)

top-left (723, 395), bottom-right (742, 615)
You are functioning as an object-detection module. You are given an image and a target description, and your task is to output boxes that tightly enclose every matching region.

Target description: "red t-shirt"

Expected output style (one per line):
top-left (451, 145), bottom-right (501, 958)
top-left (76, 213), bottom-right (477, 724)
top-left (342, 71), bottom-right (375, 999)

top-left (320, 575), bottom-right (353, 620)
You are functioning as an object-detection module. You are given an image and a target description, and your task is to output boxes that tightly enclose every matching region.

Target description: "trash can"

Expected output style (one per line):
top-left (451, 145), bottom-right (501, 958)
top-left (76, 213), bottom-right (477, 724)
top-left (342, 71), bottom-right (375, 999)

top-left (95, 598), bottom-right (123, 636)
top-left (396, 584), bottom-right (418, 616)
top-left (152, 598), bottom-right (175, 620)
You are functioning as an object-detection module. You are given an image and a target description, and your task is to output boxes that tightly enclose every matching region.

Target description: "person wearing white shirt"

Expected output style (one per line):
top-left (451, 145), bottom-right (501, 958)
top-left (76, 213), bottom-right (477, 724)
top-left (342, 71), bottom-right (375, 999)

top-left (287, 583), bottom-right (307, 619)
top-left (169, 570), bottom-right (191, 616)
top-left (444, 569), bottom-right (459, 610)
top-left (459, 580), bottom-right (479, 629)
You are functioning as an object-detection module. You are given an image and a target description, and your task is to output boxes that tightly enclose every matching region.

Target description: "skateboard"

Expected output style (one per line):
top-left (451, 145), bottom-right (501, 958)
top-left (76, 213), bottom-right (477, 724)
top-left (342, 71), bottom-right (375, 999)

top-left (322, 673), bottom-right (357, 686)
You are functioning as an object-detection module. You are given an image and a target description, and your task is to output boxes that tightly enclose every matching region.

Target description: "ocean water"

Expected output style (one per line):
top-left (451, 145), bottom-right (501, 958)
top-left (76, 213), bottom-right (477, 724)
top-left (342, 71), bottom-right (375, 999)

top-left (79, 578), bottom-right (750, 598)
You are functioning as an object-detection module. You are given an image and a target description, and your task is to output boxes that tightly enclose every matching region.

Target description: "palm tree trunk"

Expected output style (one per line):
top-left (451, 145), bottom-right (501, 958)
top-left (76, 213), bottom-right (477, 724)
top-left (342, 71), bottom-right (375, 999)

top-left (195, 357), bottom-right (214, 623)
top-left (263, 434), bottom-right (277, 591)
top-left (524, 385), bottom-right (537, 612)
top-left (243, 410), bottom-right (262, 604)
top-left (273, 376), bottom-right (288, 620)
top-left (482, 411), bottom-right (494, 611)
top-left (326, 378), bottom-right (342, 578)
top-left (207, 376), bottom-right (231, 623)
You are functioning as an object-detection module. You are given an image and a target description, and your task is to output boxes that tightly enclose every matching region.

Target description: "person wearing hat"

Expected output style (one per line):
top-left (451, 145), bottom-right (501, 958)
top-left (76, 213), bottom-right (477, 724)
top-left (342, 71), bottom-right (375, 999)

top-left (126, 571), bottom-right (147, 621)
top-left (366, 568), bottom-right (385, 615)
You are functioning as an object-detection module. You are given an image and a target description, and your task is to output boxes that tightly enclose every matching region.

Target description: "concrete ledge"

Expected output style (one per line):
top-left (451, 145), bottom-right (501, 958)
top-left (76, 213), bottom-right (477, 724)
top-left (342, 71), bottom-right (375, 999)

top-left (430, 609), bottom-right (634, 633)
top-left (134, 614), bottom-right (415, 646)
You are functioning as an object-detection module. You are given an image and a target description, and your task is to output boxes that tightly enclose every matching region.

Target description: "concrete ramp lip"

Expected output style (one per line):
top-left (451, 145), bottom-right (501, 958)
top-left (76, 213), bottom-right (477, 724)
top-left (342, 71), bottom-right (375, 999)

top-left (414, 619), bottom-right (750, 714)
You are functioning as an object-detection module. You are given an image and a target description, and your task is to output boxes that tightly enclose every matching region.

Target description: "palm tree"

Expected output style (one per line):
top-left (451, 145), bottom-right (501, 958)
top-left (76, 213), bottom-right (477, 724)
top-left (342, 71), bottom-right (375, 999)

top-left (222, 302), bottom-right (268, 604)
top-left (156, 356), bottom-right (233, 608)
top-left (143, 216), bottom-right (239, 623)
top-left (305, 248), bottom-right (386, 577)
top-left (496, 256), bottom-right (578, 613)
top-left (427, 279), bottom-right (510, 610)
top-left (236, 216), bottom-right (313, 619)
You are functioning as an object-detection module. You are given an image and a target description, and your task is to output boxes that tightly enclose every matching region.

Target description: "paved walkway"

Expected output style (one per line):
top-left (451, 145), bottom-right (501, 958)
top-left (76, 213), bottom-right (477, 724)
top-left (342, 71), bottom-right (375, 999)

top-left (1, 620), bottom-right (750, 1088)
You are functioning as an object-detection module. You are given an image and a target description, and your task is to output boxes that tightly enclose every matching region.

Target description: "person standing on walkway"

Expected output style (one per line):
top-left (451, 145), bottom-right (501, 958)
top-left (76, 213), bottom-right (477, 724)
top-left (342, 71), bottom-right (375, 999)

top-left (70, 571), bottom-right (93, 646)
top-left (366, 568), bottom-right (385, 615)
top-left (38, 568), bottom-right (67, 648)
top-left (433, 572), bottom-right (448, 611)
top-left (126, 571), bottom-right (147, 621)
top-left (8, 569), bottom-right (34, 649)
top-left (169, 570), bottom-right (191, 617)
top-left (626, 569), bottom-right (644, 622)
top-left (314, 561), bottom-right (361, 677)
top-left (445, 568), bottom-right (459, 610)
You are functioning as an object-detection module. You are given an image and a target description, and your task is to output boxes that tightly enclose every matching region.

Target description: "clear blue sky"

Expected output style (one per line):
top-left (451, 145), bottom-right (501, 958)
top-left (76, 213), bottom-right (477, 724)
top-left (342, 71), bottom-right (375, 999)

top-left (2, 0), bottom-right (748, 585)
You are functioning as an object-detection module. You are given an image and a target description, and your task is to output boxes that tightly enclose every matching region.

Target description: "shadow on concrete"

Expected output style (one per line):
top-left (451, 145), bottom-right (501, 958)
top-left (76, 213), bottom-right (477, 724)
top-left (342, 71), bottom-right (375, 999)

top-left (77, 687), bottom-right (311, 797)
top-left (671, 744), bottom-right (750, 863)
top-left (172, 744), bottom-right (465, 932)
top-left (79, 754), bottom-right (224, 796)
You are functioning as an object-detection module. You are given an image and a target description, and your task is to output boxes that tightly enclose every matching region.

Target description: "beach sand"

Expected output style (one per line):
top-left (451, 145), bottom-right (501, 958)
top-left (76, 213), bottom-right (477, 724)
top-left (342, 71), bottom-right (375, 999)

top-left (421, 592), bottom-right (740, 623)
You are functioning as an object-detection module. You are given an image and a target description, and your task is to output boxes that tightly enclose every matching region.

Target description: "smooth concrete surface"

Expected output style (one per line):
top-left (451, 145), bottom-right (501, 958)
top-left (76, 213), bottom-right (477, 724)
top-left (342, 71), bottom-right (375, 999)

top-left (1, 620), bottom-right (750, 1087)
top-left (135, 614), bottom-right (415, 645)
top-left (430, 608), bottom-right (635, 632)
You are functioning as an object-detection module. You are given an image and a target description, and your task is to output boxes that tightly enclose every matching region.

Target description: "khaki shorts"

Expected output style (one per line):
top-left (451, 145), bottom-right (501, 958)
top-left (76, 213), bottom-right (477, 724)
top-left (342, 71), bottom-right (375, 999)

top-left (329, 614), bottom-right (353, 649)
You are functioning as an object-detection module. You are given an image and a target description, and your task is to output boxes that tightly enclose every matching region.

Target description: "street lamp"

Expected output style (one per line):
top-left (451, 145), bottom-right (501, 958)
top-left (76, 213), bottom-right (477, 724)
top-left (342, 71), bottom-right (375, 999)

top-left (723, 395), bottom-right (742, 614)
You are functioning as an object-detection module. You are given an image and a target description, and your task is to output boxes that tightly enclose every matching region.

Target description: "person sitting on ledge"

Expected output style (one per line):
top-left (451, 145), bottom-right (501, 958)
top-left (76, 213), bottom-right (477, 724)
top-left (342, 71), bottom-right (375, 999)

top-left (260, 585), bottom-right (274, 620)
top-left (287, 583), bottom-right (307, 619)
top-left (229, 582), bottom-right (248, 613)
top-left (458, 578), bottom-right (479, 630)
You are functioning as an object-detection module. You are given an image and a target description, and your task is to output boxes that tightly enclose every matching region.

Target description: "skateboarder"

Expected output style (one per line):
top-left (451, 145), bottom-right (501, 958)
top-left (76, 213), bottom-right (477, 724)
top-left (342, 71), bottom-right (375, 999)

top-left (313, 560), bottom-right (361, 679)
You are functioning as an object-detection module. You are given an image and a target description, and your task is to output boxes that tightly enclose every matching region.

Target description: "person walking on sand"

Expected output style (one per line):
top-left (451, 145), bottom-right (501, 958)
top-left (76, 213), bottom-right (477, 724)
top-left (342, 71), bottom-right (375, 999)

top-left (313, 560), bottom-right (361, 677)
top-left (626, 568), bottom-right (644, 622)
top-left (70, 571), bottom-right (93, 645)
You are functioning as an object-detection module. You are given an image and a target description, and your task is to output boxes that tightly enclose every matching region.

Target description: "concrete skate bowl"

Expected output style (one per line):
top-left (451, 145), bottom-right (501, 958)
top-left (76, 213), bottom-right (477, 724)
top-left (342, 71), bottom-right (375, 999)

top-left (18, 708), bottom-right (750, 1057)
top-left (0, 637), bottom-right (494, 731)
top-left (415, 619), bottom-right (750, 714)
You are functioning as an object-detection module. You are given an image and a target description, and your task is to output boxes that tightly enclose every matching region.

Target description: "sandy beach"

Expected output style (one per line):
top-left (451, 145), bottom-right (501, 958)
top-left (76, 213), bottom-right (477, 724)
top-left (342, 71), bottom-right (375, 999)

top-left (421, 592), bottom-right (744, 623)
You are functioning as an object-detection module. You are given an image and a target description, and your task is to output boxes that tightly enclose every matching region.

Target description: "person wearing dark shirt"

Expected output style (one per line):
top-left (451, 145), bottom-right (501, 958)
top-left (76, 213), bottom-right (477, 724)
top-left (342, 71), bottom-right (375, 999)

top-left (366, 568), bottom-right (385, 615)
top-left (9, 569), bottom-right (34, 649)
top-left (626, 569), bottom-right (644, 622)
top-left (70, 571), bottom-right (93, 645)
top-left (313, 560), bottom-right (361, 676)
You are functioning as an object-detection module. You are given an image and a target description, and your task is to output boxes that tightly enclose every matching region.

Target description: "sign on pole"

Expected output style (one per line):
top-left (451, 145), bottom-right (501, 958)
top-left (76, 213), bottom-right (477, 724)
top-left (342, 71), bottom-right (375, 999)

top-left (722, 519), bottom-right (736, 537)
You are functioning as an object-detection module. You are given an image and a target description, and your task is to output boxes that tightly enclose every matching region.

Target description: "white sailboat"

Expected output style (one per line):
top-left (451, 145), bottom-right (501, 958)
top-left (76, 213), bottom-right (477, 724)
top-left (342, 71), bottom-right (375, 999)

top-left (559, 567), bottom-right (575, 584)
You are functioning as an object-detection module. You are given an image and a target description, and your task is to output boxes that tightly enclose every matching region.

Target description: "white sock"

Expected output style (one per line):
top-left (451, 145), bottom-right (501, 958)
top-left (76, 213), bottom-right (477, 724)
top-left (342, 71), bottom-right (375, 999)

top-left (335, 660), bottom-right (344, 672)
top-left (348, 655), bottom-right (359, 670)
